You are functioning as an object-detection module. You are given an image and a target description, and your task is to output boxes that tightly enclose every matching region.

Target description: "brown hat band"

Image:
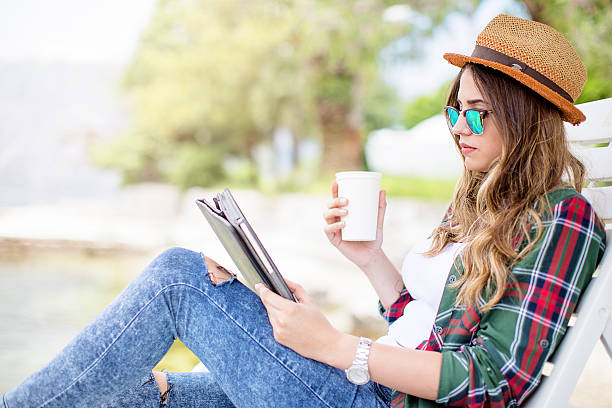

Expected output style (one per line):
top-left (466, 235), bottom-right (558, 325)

top-left (471, 45), bottom-right (574, 103)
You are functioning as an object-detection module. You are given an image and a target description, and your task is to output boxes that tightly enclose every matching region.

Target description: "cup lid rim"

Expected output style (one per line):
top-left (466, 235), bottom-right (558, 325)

top-left (335, 171), bottom-right (381, 179)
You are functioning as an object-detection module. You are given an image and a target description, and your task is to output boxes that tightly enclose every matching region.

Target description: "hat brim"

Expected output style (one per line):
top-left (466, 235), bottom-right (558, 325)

top-left (443, 52), bottom-right (585, 125)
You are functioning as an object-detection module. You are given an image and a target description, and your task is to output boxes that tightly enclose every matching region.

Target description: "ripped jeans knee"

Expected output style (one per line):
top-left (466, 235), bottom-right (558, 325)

top-left (203, 255), bottom-right (236, 286)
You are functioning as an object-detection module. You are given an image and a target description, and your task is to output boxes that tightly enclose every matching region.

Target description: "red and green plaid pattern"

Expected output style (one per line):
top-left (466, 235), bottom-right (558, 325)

top-left (379, 289), bottom-right (414, 323)
top-left (379, 189), bottom-right (606, 408)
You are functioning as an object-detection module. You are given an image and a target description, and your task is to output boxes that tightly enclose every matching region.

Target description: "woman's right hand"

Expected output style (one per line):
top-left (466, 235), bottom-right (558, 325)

top-left (323, 180), bottom-right (387, 269)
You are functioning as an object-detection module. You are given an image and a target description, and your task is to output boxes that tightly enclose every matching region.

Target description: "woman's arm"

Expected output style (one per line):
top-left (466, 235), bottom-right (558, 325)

top-left (359, 250), bottom-right (404, 309)
top-left (257, 281), bottom-right (441, 400)
top-left (326, 333), bottom-right (442, 400)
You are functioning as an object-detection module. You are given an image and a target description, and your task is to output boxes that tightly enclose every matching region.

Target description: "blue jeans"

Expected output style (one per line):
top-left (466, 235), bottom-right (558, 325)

top-left (2, 247), bottom-right (392, 407)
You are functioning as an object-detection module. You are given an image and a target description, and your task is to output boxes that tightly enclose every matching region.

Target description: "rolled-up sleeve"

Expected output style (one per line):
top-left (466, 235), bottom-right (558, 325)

top-left (378, 287), bottom-right (414, 324)
top-left (436, 196), bottom-right (607, 407)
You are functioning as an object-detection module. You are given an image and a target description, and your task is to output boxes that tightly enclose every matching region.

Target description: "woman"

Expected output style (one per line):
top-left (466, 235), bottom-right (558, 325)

top-left (2, 14), bottom-right (606, 408)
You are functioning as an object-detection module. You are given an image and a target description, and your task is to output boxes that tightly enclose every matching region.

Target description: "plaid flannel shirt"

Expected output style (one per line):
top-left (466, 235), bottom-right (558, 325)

top-left (378, 188), bottom-right (607, 407)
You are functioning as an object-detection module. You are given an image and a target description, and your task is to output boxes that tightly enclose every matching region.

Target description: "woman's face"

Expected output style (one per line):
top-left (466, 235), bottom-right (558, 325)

top-left (452, 68), bottom-right (503, 172)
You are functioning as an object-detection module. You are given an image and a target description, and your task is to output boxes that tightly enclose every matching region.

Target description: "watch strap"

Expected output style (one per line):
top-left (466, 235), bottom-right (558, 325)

top-left (345, 336), bottom-right (372, 384)
top-left (353, 337), bottom-right (372, 366)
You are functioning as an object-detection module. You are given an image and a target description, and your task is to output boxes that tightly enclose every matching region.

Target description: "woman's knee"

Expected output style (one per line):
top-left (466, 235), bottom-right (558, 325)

top-left (145, 247), bottom-right (236, 287)
top-left (153, 247), bottom-right (202, 267)
top-left (143, 247), bottom-right (207, 284)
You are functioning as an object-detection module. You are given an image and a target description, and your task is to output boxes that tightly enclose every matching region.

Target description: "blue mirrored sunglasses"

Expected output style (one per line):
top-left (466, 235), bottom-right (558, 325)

top-left (443, 106), bottom-right (492, 135)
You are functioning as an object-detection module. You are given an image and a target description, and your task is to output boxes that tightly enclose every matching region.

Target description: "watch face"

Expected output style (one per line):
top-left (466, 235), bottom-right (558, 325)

top-left (347, 366), bottom-right (369, 385)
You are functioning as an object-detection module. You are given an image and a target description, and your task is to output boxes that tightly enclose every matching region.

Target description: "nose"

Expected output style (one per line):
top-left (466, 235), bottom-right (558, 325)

top-left (451, 111), bottom-right (472, 136)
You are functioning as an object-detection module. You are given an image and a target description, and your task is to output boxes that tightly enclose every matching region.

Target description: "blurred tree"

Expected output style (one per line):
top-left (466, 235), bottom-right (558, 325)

top-left (93, 0), bottom-right (610, 188)
top-left (522, 0), bottom-right (612, 104)
top-left (402, 81), bottom-right (450, 129)
top-left (94, 0), bottom-right (481, 187)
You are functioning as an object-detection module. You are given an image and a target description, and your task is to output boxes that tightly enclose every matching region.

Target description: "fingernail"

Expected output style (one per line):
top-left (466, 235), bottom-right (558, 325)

top-left (339, 198), bottom-right (347, 204)
top-left (255, 283), bottom-right (262, 291)
top-left (341, 209), bottom-right (347, 215)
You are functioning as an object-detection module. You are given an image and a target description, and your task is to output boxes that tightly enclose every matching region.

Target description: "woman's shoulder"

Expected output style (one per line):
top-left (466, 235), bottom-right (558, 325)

top-left (539, 186), bottom-right (607, 245)
top-left (543, 186), bottom-right (602, 222)
top-left (545, 185), bottom-right (586, 205)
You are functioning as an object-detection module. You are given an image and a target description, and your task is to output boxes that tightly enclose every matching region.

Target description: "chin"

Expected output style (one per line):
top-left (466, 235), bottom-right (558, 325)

top-left (464, 160), bottom-right (491, 173)
top-left (464, 160), bottom-right (483, 172)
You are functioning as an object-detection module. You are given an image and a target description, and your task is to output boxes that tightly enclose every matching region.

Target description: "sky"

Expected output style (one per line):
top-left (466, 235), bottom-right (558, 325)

top-left (0, 0), bottom-right (528, 98)
top-left (0, 0), bottom-right (157, 65)
top-left (383, 0), bottom-right (528, 99)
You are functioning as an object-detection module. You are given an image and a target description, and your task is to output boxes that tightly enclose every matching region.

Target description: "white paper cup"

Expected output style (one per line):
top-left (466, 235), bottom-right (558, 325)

top-left (335, 171), bottom-right (382, 241)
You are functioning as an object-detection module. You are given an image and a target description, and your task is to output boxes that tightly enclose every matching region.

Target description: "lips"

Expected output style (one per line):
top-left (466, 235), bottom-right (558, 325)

top-left (460, 142), bottom-right (476, 155)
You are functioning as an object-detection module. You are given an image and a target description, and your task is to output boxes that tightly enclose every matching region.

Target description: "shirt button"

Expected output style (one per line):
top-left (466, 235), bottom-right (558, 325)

top-left (540, 339), bottom-right (550, 348)
top-left (448, 275), bottom-right (457, 284)
top-left (434, 325), bottom-right (443, 335)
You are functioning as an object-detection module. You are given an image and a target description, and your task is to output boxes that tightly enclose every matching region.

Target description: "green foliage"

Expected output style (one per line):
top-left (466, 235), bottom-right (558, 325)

top-left (381, 174), bottom-right (457, 201)
top-left (402, 81), bottom-right (451, 129)
top-left (95, 0), bottom-right (410, 186)
top-left (302, 173), bottom-right (457, 201)
top-left (363, 76), bottom-right (403, 134)
top-left (521, 0), bottom-right (612, 103)
top-left (162, 143), bottom-right (226, 188)
top-left (94, 0), bottom-right (483, 189)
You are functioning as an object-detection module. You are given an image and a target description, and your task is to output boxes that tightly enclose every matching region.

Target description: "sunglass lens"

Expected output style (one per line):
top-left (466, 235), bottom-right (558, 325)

top-left (446, 108), bottom-right (459, 127)
top-left (465, 110), bottom-right (483, 134)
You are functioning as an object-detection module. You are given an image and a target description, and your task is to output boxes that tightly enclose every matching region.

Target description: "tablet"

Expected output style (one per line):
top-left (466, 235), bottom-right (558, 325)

top-left (196, 189), bottom-right (297, 302)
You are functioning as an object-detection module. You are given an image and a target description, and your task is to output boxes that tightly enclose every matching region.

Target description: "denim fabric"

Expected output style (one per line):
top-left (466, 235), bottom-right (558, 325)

top-left (105, 372), bottom-right (235, 408)
top-left (2, 247), bottom-right (392, 408)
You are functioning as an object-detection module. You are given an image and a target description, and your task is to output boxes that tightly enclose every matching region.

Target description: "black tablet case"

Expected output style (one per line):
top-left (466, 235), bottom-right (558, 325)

top-left (196, 189), bottom-right (296, 302)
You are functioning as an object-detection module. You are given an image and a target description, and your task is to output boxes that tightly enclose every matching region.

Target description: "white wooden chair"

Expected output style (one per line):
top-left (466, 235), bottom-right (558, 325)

top-left (524, 97), bottom-right (612, 407)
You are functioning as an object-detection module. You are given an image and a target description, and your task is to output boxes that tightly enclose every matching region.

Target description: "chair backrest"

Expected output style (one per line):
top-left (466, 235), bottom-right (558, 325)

top-left (524, 97), bottom-right (612, 407)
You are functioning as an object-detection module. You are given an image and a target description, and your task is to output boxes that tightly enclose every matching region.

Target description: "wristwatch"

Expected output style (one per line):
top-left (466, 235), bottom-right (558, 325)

top-left (345, 337), bottom-right (372, 385)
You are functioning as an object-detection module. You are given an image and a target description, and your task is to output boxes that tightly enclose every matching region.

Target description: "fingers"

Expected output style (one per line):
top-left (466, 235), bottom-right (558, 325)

top-left (323, 196), bottom-right (348, 228)
top-left (256, 283), bottom-right (290, 310)
top-left (323, 207), bottom-right (347, 223)
top-left (283, 277), bottom-right (299, 290)
top-left (324, 208), bottom-right (347, 218)
top-left (324, 182), bottom-right (346, 233)
top-left (376, 190), bottom-right (387, 236)
top-left (324, 220), bottom-right (345, 235)
top-left (326, 197), bottom-right (348, 210)
top-left (379, 189), bottom-right (387, 217)
top-left (283, 279), bottom-right (313, 305)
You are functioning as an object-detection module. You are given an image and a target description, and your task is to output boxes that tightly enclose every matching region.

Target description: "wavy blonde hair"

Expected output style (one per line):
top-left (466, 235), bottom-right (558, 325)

top-left (427, 63), bottom-right (585, 312)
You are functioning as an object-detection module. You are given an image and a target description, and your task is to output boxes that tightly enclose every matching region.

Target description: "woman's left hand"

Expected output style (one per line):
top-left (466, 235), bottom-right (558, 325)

top-left (256, 279), bottom-right (343, 364)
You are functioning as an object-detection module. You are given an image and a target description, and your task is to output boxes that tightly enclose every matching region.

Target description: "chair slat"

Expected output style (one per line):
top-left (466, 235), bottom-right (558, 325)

top-left (602, 316), bottom-right (612, 360)
top-left (583, 186), bottom-right (612, 221)
top-left (565, 126), bottom-right (612, 144)
top-left (565, 97), bottom-right (612, 143)
top-left (571, 145), bottom-right (612, 182)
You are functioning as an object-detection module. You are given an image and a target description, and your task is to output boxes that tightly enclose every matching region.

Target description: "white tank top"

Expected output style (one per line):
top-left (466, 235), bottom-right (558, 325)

top-left (376, 238), bottom-right (466, 349)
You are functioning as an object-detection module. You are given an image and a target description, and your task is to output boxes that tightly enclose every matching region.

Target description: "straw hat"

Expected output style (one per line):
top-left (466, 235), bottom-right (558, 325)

top-left (444, 14), bottom-right (587, 124)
